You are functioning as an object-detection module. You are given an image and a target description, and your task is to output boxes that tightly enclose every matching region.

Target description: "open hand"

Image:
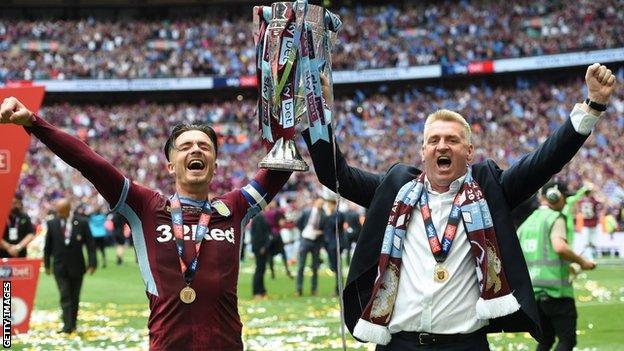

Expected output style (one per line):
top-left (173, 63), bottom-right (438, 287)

top-left (0, 97), bottom-right (34, 126)
top-left (586, 63), bottom-right (617, 105)
top-left (580, 259), bottom-right (596, 271)
top-left (7, 245), bottom-right (20, 257)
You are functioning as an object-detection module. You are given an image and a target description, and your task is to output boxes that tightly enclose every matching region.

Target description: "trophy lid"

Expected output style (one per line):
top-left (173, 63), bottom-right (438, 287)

top-left (270, 2), bottom-right (292, 21)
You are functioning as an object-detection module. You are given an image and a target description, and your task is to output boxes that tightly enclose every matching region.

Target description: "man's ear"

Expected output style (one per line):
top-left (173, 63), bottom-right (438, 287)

top-left (167, 161), bottom-right (175, 175)
top-left (466, 144), bottom-right (474, 163)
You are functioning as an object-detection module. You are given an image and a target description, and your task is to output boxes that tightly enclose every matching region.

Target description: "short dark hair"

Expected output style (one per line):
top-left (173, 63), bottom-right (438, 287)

top-left (164, 124), bottom-right (219, 161)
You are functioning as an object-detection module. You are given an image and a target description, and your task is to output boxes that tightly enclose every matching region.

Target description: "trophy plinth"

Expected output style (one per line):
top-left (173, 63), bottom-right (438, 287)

top-left (259, 138), bottom-right (309, 172)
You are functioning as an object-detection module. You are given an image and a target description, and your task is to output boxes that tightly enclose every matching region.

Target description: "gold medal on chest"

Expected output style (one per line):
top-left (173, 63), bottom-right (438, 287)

top-left (180, 286), bottom-right (196, 304)
top-left (433, 265), bottom-right (449, 283)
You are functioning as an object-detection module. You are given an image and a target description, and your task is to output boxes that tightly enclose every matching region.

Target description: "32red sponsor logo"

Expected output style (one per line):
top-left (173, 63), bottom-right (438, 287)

top-left (155, 224), bottom-right (235, 244)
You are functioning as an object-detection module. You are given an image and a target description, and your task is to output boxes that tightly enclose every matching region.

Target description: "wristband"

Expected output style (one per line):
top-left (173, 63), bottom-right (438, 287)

top-left (584, 98), bottom-right (607, 112)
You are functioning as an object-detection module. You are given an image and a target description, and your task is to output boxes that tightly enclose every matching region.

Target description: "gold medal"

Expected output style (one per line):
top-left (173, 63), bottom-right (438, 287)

top-left (180, 286), bottom-right (196, 304)
top-left (433, 265), bottom-right (449, 283)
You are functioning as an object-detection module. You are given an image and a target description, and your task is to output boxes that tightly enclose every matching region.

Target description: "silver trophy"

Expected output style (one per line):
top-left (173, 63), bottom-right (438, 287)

top-left (254, 1), bottom-right (341, 171)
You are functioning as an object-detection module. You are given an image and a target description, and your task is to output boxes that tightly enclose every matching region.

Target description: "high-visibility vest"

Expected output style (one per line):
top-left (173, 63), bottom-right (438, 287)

top-left (518, 208), bottom-right (573, 298)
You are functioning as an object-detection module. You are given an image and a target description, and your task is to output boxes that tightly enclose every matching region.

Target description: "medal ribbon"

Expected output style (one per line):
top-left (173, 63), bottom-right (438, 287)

top-left (418, 173), bottom-right (468, 263)
top-left (256, 7), bottom-right (273, 142)
top-left (271, 6), bottom-right (297, 107)
top-left (272, 2), bottom-right (302, 138)
top-left (170, 193), bottom-right (211, 285)
top-left (304, 6), bottom-right (342, 144)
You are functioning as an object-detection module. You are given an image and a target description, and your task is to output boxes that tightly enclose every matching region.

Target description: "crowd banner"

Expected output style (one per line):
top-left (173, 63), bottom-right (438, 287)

top-left (0, 258), bottom-right (42, 335)
top-left (16, 47), bottom-right (624, 91)
top-left (0, 85), bottom-right (45, 237)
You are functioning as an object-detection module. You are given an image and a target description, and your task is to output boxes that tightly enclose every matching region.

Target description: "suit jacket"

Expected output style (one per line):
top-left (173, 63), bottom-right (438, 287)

top-left (250, 213), bottom-right (272, 254)
top-left (303, 118), bottom-right (588, 342)
top-left (344, 210), bottom-right (362, 242)
top-left (323, 211), bottom-right (346, 250)
top-left (44, 214), bottom-right (97, 277)
top-left (296, 208), bottom-right (326, 242)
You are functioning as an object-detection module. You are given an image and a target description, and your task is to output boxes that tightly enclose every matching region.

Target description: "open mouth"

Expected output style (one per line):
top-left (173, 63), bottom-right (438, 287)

top-left (187, 159), bottom-right (206, 171)
top-left (437, 156), bottom-right (451, 170)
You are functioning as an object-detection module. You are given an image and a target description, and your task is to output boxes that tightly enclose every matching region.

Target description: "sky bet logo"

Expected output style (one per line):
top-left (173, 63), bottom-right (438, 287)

top-left (0, 150), bottom-right (9, 174)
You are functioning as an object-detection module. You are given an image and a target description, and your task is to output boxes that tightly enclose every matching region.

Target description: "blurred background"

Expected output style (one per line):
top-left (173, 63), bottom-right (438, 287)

top-left (1, 0), bottom-right (623, 350)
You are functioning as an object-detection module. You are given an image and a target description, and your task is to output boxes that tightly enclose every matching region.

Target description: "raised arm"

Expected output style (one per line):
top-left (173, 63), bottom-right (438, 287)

top-left (566, 186), bottom-right (589, 208)
top-left (0, 97), bottom-right (125, 206)
top-left (302, 128), bottom-right (382, 209)
top-left (499, 63), bottom-right (617, 209)
top-left (238, 121), bottom-right (306, 215)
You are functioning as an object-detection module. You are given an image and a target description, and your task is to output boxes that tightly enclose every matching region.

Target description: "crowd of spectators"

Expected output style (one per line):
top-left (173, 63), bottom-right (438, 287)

top-left (16, 72), bottom-right (624, 226)
top-left (1, 0), bottom-right (622, 80)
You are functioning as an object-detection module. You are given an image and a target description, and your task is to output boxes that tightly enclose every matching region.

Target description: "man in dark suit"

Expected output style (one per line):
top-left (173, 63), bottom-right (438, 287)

top-left (295, 197), bottom-right (325, 296)
top-left (321, 196), bottom-right (345, 296)
top-left (343, 203), bottom-right (363, 264)
top-left (250, 212), bottom-right (272, 299)
top-left (303, 64), bottom-right (616, 349)
top-left (44, 198), bottom-right (97, 334)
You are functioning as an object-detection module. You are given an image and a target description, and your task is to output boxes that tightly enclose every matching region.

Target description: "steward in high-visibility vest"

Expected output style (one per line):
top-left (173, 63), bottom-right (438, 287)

top-left (518, 180), bottom-right (597, 351)
top-left (519, 206), bottom-right (573, 298)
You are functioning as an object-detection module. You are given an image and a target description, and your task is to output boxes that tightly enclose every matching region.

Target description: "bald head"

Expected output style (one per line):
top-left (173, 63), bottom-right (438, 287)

top-left (55, 198), bottom-right (71, 219)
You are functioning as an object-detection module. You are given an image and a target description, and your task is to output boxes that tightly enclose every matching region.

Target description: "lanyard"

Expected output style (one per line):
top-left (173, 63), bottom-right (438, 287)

top-left (418, 174), bottom-right (467, 263)
top-left (170, 194), bottom-right (212, 285)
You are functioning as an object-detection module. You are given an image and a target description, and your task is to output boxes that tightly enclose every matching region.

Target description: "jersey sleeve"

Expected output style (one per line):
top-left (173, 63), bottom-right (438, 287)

top-left (109, 179), bottom-right (161, 228)
top-left (25, 115), bottom-right (127, 208)
top-left (239, 169), bottom-right (291, 217)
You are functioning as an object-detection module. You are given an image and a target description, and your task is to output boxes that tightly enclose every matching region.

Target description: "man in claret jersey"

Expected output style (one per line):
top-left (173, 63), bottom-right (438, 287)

top-left (0, 98), bottom-right (291, 351)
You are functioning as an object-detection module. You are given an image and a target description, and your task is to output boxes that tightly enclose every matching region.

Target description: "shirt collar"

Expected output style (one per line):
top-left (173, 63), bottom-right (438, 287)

top-left (169, 195), bottom-right (210, 208)
top-left (424, 172), bottom-right (467, 195)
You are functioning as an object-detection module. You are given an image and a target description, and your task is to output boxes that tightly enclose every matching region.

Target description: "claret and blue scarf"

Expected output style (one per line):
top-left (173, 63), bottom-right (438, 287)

top-left (353, 168), bottom-right (520, 345)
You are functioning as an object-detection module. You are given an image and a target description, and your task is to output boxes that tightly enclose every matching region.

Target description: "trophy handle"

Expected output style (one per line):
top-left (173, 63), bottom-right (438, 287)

top-left (258, 137), bottom-right (309, 172)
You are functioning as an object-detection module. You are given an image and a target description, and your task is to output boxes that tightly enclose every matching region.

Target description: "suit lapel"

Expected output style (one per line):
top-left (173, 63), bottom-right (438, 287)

top-left (347, 164), bottom-right (420, 285)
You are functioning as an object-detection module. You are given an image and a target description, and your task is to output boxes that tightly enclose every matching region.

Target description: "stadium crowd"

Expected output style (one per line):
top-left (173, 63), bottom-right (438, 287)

top-left (0, 0), bottom-right (622, 80)
top-left (17, 73), bottom-right (624, 226)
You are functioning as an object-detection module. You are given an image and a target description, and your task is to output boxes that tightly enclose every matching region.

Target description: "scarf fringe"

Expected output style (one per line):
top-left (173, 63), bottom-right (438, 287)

top-left (475, 293), bottom-right (521, 320)
top-left (353, 318), bottom-right (392, 345)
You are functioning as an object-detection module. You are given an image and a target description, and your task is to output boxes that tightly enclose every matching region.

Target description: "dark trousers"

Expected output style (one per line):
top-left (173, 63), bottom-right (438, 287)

top-left (325, 244), bottom-right (342, 295)
top-left (536, 296), bottom-right (577, 351)
top-left (252, 251), bottom-right (268, 295)
top-left (296, 238), bottom-right (321, 293)
top-left (94, 237), bottom-right (107, 267)
top-left (375, 330), bottom-right (489, 351)
top-left (54, 271), bottom-right (84, 332)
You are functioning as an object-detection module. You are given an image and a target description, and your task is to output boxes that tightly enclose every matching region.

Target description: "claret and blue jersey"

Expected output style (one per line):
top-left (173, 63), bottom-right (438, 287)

top-left (26, 114), bottom-right (290, 351)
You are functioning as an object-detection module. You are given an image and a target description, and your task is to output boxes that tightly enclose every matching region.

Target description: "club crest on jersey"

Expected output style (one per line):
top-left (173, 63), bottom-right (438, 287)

top-left (211, 200), bottom-right (231, 217)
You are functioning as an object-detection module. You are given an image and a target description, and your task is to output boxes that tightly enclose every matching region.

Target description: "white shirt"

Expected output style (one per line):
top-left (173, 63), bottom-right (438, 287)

top-left (388, 105), bottom-right (598, 334)
top-left (301, 207), bottom-right (323, 240)
top-left (388, 174), bottom-right (488, 334)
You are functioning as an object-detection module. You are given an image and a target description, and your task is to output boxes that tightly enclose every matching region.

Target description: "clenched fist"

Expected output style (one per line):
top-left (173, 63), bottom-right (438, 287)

top-left (585, 63), bottom-right (617, 105)
top-left (0, 97), bottom-right (34, 126)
